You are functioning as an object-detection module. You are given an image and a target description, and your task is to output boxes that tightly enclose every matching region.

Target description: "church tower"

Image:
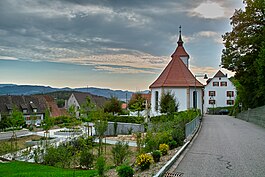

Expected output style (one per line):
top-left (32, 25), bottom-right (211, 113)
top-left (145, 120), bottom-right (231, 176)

top-left (171, 26), bottom-right (189, 68)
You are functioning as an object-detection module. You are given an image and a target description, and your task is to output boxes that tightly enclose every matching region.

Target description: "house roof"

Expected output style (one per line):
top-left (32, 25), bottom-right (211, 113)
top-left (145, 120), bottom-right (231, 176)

top-left (213, 70), bottom-right (227, 78)
top-left (206, 70), bottom-right (227, 84)
top-left (35, 95), bottom-right (66, 117)
top-left (0, 95), bottom-right (47, 115)
top-left (149, 30), bottom-right (203, 88)
top-left (72, 92), bottom-right (108, 108)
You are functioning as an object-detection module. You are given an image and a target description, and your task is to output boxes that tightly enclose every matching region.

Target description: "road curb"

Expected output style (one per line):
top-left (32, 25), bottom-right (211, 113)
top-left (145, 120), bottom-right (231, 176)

top-left (153, 118), bottom-right (203, 177)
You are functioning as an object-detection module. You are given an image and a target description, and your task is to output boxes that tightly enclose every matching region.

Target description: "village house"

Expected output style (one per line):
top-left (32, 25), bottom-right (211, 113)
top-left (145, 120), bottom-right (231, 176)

top-left (0, 95), bottom-right (66, 126)
top-left (0, 95), bottom-right (46, 126)
top-left (203, 70), bottom-right (237, 114)
top-left (67, 92), bottom-right (108, 118)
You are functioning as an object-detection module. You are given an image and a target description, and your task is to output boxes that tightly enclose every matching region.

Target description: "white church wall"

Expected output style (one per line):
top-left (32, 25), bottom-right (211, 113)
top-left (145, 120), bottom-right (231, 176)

top-left (150, 87), bottom-right (188, 116)
top-left (189, 87), bottom-right (203, 112)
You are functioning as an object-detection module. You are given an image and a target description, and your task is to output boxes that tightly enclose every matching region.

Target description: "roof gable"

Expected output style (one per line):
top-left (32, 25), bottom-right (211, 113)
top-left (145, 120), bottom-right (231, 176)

top-left (72, 92), bottom-right (108, 108)
top-left (213, 70), bottom-right (226, 78)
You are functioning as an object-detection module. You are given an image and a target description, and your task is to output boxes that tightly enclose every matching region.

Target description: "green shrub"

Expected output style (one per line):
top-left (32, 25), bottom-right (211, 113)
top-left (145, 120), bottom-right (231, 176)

top-left (106, 115), bottom-right (144, 124)
top-left (80, 148), bottom-right (94, 169)
top-left (96, 156), bottom-right (106, 177)
top-left (171, 127), bottom-right (185, 146)
top-left (44, 144), bottom-right (72, 168)
top-left (152, 150), bottom-right (162, 163)
top-left (111, 141), bottom-right (130, 166)
top-left (116, 165), bottom-right (134, 177)
top-left (144, 131), bottom-right (172, 152)
top-left (168, 140), bottom-right (177, 150)
top-left (159, 144), bottom-right (169, 155)
top-left (144, 132), bottom-right (159, 152)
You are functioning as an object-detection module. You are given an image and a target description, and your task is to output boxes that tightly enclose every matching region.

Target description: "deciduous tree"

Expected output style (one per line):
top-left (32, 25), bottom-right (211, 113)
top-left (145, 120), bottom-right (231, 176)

top-left (128, 93), bottom-right (145, 117)
top-left (222, 0), bottom-right (265, 108)
top-left (8, 106), bottom-right (24, 152)
top-left (103, 96), bottom-right (122, 115)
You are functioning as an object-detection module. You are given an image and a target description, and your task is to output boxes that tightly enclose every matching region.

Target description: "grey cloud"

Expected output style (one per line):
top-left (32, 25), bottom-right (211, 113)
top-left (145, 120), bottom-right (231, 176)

top-left (0, 0), bottom-right (241, 69)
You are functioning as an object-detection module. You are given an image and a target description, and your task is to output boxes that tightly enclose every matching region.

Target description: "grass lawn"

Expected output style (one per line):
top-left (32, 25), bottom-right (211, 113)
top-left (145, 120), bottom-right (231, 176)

top-left (0, 161), bottom-right (97, 177)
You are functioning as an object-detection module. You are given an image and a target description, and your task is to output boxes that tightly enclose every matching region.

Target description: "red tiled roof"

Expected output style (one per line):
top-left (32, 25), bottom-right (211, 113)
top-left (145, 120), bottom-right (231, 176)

top-left (121, 103), bottom-right (127, 109)
top-left (149, 56), bottom-right (203, 88)
top-left (171, 33), bottom-right (189, 58)
top-left (149, 33), bottom-right (202, 88)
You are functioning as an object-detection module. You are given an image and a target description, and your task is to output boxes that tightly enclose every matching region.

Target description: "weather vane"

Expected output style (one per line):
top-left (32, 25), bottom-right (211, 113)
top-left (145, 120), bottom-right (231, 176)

top-left (179, 25), bottom-right (182, 35)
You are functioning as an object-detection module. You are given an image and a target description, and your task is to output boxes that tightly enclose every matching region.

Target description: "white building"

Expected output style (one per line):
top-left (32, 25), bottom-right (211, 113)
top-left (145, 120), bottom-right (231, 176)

top-left (204, 70), bottom-right (237, 114)
top-left (149, 28), bottom-right (204, 116)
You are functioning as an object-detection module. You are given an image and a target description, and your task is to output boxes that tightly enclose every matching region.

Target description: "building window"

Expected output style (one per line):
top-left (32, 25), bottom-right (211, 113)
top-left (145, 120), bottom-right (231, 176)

top-left (209, 100), bottom-right (215, 104)
top-left (227, 91), bottom-right (234, 97)
top-left (209, 91), bottom-right (216, 96)
top-left (220, 82), bottom-right (227, 86)
top-left (227, 100), bottom-right (234, 105)
top-left (193, 91), bottom-right (197, 109)
top-left (213, 82), bottom-right (219, 86)
top-left (155, 91), bottom-right (159, 111)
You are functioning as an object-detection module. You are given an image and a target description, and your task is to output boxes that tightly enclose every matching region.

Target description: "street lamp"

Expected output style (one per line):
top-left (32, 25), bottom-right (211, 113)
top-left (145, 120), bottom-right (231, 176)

top-left (194, 74), bottom-right (208, 109)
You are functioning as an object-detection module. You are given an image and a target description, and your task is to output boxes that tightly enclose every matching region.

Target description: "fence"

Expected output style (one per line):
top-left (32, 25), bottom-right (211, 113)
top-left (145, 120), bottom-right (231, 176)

top-left (105, 122), bottom-right (145, 136)
top-left (185, 116), bottom-right (201, 139)
top-left (236, 105), bottom-right (265, 128)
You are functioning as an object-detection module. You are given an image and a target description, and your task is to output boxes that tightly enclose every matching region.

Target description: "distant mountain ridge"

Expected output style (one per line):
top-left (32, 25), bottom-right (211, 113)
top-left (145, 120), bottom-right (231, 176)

top-left (0, 84), bottom-right (149, 101)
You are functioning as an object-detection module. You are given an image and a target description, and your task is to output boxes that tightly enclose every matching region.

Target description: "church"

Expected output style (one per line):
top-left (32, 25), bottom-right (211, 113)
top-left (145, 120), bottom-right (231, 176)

top-left (149, 27), bottom-right (204, 116)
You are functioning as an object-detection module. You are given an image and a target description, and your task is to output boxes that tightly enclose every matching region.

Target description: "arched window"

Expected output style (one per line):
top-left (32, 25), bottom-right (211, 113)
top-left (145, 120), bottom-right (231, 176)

top-left (193, 91), bottom-right (197, 109)
top-left (155, 91), bottom-right (159, 111)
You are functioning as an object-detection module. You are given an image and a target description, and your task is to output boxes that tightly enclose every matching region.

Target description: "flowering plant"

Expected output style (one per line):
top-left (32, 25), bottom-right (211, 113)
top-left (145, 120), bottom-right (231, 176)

top-left (159, 144), bottom-right (169, 155)
top-left (136, 153), bottom-right (154, 171)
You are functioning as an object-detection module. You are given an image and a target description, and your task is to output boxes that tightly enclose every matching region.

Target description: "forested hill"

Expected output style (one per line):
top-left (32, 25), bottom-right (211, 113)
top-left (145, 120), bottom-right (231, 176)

top-left (0, 84), bottom-right (147, 101)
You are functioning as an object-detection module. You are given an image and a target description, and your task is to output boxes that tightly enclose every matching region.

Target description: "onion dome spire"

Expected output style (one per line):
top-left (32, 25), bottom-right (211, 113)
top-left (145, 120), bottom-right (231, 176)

top-left (177, 25), bottom-right (183, 46)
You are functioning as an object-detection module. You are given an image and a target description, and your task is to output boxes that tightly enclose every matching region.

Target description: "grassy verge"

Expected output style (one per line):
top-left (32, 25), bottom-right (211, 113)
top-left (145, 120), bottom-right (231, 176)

top-left (0, 161), bottom-right (97, 177)
top-left (0, 135), bottom-right (42, 155)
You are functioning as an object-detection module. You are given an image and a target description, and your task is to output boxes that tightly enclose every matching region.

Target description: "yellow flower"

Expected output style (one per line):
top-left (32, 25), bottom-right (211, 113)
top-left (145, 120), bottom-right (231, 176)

top-left (159, 144), bottom-right (169, 155)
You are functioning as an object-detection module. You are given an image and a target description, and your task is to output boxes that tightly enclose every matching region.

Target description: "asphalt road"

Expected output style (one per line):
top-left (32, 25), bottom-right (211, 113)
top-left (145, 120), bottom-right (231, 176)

top-left (174, 115), bottom-right (265, 177)
top-left (0, 130), bottom-right (30, 140)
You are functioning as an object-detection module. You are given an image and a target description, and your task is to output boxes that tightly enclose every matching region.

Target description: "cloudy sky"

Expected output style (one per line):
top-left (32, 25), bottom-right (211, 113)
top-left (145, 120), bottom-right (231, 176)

top-left (0, 0), bottom-right (243, 91)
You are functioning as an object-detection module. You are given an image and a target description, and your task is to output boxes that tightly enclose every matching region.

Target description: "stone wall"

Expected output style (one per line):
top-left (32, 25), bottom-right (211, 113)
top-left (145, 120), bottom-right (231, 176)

top-left (236, 105), bottom-right (265, 128)
top-left (105, 122), bottom-right (144, 136)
